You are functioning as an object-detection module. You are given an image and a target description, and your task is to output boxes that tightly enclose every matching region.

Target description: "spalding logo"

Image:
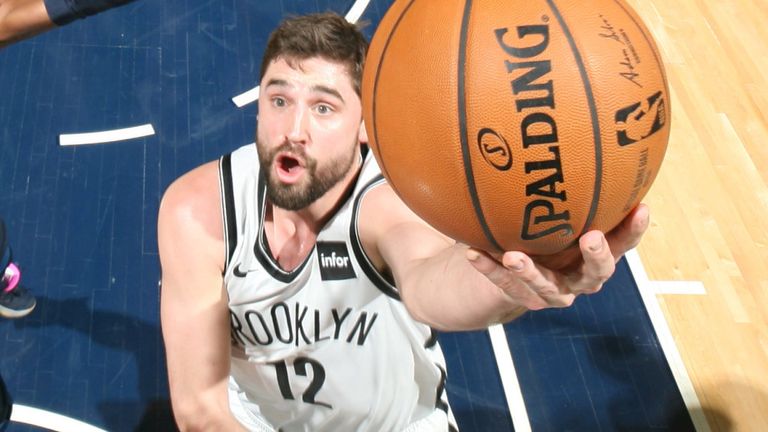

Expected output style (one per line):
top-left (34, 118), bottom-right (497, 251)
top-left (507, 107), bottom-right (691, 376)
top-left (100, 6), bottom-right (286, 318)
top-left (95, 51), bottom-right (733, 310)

top-left (477, 127), bottom-right (513, 171)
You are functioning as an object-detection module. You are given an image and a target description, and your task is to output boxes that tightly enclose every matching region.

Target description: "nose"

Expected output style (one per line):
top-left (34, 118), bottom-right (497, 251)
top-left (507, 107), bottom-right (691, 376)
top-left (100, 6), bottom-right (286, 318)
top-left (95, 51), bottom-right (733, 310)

top-left (286, 104), bottom-right (310, 144)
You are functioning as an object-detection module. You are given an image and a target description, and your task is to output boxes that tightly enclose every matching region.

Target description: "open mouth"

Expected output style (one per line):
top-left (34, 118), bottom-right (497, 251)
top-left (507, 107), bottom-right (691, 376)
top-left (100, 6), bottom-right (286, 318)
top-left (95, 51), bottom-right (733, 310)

top-left (275, 153), bottom-right (305, 182)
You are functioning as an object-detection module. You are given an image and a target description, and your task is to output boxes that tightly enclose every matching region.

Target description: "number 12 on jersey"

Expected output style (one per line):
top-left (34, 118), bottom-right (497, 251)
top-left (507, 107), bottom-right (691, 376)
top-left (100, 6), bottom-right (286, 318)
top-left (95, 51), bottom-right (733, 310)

top-left (272, 357), bottom-right (333, 409)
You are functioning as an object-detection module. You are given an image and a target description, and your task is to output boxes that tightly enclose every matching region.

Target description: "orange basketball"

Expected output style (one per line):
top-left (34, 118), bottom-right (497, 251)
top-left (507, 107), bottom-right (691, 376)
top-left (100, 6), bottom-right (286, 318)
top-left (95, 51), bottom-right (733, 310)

top-left (362, 0), bottom-right (670, 255)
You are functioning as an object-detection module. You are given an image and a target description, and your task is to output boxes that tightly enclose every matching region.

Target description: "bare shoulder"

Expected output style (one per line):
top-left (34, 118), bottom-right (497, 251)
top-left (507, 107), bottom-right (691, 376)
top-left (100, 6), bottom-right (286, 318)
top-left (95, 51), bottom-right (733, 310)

top-left (160, 160), bottom-right (221, 231)
top-left (358, 182), bottom-right (413, 231)
top-left (158, 160), bottom-right (224, 270)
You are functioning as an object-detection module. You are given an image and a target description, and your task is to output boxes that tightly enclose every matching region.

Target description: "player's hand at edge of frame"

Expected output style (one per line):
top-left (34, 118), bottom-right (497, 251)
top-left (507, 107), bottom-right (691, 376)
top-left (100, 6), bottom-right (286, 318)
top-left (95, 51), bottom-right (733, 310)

top-left (464, 203), bottom-right (650, 313)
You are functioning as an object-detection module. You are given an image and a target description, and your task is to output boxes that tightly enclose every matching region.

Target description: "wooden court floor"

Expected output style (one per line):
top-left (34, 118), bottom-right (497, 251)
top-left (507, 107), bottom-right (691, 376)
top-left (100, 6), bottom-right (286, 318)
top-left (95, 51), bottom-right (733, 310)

top-left (627, 0), bottom-right (768, 430)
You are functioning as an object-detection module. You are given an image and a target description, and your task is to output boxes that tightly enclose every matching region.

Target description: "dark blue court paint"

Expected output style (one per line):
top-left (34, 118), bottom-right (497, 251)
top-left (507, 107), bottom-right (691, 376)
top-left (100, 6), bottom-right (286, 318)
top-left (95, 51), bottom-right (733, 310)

top-left (505, 258), bottom-right (694, 431)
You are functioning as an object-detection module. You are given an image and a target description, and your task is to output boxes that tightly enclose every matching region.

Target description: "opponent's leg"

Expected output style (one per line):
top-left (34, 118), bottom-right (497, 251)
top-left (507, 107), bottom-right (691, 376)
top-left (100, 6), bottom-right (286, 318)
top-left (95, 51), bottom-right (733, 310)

top-left (0, 220), bottom-right (35, 319)
top-left (0, 373), bottom-right (10, 431)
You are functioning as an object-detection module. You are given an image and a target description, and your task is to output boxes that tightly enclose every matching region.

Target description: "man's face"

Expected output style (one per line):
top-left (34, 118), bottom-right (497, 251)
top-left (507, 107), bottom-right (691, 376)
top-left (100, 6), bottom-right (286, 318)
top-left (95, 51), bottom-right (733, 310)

top-left (256, 56), bottom-right (366, 210)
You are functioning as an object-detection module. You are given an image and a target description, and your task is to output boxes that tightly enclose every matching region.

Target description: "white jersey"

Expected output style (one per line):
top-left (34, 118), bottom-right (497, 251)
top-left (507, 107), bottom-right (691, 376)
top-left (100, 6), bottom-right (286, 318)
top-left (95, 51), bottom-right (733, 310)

top-left (220, 144), bottom-right (457, 432)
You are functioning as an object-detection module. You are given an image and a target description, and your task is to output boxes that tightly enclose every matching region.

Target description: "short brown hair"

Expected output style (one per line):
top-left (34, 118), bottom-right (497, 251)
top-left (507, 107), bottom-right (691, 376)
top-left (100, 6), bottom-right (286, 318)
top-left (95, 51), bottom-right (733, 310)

top-left (260, 13), bottom-right (369, 96)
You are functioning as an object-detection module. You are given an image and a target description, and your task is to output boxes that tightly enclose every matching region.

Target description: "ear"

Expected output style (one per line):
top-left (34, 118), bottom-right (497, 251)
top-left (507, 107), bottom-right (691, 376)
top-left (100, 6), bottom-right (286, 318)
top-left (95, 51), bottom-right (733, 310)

top-left (358, 120), bottom-right (369, 145)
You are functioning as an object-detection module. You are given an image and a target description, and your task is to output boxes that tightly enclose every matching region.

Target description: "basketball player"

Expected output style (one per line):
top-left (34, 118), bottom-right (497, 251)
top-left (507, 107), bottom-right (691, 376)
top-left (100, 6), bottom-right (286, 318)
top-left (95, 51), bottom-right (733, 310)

top-left (158, 12), bottom-right (650, 431)
top-left (0, 0), bottom-right (136, 48)
top-left (0, 218), bottom-right (35, 319)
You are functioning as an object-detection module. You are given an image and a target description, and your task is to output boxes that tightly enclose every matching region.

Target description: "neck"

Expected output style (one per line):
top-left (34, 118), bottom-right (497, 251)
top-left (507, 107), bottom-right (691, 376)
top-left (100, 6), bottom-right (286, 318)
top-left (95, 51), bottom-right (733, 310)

top-left (265, 206), bottom-right (316, 271)
top-left (265, 157), bottom-right (362, 270)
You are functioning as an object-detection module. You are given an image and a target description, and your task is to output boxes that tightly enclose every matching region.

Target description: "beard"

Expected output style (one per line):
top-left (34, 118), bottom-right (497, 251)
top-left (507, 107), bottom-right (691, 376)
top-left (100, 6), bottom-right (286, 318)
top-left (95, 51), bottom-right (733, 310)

top-left (257, 139), bottom-right (358, 211)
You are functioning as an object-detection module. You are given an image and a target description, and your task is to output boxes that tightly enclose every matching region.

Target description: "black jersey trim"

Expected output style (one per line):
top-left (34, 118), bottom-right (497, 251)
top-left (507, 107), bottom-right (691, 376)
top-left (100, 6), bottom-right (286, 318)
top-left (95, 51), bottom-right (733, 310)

top-left (252, 171), bottom-right (314, 283)
top-left (425, 329), bottom-right (439, 349)
top-left (435, 352), bottom-right (458, 431)
top-left (219, 154), bottom-right (238, 270)
top-left (349, 174), bottom-right (401, 300)
top-left (435, 364), bottom-right (449, 413)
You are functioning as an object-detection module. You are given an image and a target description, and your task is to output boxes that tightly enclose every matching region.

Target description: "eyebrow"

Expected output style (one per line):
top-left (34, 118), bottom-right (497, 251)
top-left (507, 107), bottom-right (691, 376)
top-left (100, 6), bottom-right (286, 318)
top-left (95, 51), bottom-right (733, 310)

top-left (311, 85), bottom-right (345, 103)
top-left (264, 79), bottom-right (345, 103)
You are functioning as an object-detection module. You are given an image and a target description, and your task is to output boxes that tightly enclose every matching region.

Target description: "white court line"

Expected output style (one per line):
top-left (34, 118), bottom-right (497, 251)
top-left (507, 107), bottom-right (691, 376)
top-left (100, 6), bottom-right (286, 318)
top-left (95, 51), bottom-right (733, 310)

top-left (59, 124), bottom-right (155, 146)
top-left (650, 280), bottom-right (706, 296)
top-left (231, 0), bottom-right (372, 108)
top-left (232, 86), bottom-right (260, 108)
top-left (11, 404), bottom-right (108, 432)
top-left (625, 249), bottom-right (712, 432)
top-left (343, 0), bottom-right (371, 23)
top-left (490, 251), bottom-right (710, 431)
top-left (489, 324), bottom-right (532, 432)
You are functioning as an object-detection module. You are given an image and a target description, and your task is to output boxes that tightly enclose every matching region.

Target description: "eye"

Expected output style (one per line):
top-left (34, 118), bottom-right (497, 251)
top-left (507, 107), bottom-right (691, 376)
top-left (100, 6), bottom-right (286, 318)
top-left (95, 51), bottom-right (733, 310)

top-left (271, 97), bottom-right (287, 108)
top-left (315, 104), bottom-right (333, 115)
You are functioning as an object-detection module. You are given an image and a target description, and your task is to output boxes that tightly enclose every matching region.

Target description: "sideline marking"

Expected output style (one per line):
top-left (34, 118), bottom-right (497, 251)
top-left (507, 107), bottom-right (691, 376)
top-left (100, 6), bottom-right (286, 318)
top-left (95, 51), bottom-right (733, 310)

top-left (490, 251), bottom-right (710, 431)
top-left (231, 0), bottom-right (372, 108)
top-left (59, 124), bottom-right (155, 146)
top-left (625, 249), bottom-right (711, 432)
top-left (489, 324), bottom-right (532, 432)
top-left (11, 404), bottom-right (108, 432)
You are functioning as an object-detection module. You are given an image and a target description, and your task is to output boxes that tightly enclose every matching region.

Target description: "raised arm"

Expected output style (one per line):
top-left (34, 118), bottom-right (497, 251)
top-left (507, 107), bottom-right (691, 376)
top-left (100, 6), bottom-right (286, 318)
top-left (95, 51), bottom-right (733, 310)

top-left (158, 161), bottom-right (246, 431)
top-left (359, 183), bottom-right (649, 331)
top-left (0, 0), bottom-right (54, 47)
top-left (0, 0), bottom-right (138, 48)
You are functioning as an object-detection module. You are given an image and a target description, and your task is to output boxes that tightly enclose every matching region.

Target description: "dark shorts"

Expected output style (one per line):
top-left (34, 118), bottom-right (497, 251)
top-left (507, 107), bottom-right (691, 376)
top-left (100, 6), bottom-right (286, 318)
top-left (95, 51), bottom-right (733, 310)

top-left (0, 219), bottom-right (10, 272)
top-left (1, 372), bottom-right (10, 424)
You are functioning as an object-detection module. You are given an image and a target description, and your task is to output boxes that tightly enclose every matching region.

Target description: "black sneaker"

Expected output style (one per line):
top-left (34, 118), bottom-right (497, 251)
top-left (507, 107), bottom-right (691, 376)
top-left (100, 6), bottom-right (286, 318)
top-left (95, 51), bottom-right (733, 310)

top-left (0, 264), bottom-right (35, 319)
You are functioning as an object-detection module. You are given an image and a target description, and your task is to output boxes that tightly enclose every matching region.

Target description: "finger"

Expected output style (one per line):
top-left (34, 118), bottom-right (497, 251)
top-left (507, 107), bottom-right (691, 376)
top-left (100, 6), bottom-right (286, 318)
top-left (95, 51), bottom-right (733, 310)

top-left (466, 248), bottom-right (542, 307)
top-left (467, 249), bottom-right (572, 309)
top-left (466, 248), bottom-right (534, 293)
top-left (568, 231), bottom-right (615, 295)
top-left (501, 252), bottom-right (575, 309)
top-left (605, 203), bottom-right (650, 258)
top-left (465, 248), bottom-right (509, 281)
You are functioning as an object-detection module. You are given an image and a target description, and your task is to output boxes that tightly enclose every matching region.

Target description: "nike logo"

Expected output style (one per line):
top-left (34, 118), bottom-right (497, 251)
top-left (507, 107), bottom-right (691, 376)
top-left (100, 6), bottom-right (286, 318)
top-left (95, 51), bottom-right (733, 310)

top-left (232, 263), bottom-right (254, 278)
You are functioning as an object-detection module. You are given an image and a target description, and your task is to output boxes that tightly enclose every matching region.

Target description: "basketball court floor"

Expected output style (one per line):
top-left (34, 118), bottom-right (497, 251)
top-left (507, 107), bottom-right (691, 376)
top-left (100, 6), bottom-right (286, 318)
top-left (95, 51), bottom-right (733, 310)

top-left (0, 0), bottom-right (729, 430)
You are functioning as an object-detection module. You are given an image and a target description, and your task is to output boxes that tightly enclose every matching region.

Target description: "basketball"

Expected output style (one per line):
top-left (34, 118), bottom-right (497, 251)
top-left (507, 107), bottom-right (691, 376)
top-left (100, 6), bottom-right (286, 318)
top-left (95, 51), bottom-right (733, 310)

top-left (362, 0), bottom-right (670, 255)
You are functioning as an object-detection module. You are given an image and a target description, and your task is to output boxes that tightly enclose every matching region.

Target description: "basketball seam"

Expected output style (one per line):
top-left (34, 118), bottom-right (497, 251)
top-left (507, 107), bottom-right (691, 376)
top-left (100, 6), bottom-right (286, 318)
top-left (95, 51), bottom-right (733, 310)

top-left (457, 0), bottom-right (504, 252)
top-left (546, 0), bottom-right (603, 238)
top-left (371, 0), bottom-right (417, 200)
